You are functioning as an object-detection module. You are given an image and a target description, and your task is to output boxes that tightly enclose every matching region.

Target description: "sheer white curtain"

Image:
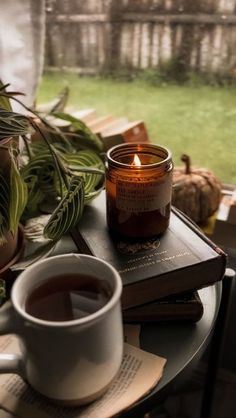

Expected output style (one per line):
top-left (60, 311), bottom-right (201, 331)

top-left (0, 0), bottom-right (45, 111)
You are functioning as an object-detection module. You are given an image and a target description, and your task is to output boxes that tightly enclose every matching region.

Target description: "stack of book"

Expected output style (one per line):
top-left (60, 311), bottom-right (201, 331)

top-left (71, 192), bottom-right (227, 323)
top-left (45, 108), bottom-right (150, 150)
top-left (79, 110), bottom-right (150, 150)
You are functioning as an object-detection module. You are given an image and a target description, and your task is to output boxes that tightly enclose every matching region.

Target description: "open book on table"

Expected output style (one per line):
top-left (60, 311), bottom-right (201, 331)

top-left (0, 327), bottom-right (166, 418)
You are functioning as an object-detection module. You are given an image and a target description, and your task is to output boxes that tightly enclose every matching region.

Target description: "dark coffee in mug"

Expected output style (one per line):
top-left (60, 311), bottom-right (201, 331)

top-left (25, 274), bottom-right (112, 322)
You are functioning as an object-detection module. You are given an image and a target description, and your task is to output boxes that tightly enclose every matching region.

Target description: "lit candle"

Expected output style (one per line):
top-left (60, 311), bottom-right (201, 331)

top-left (105, 143), bottom-right (173, 239)
top-left (131, 154), bottom-right (141, 166)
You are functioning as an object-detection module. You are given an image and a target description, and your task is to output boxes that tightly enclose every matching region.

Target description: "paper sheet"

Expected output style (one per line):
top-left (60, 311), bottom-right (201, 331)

top-left (0, 333), bottom-right (166, 418)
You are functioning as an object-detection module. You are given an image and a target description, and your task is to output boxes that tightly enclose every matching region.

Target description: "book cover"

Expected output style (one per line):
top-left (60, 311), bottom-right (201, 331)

top-left (87, 115), bottom-right (117, 134)
top-left (101, 120), bottom-right (150, 150)
top-left (123, 291), bottom-right (204, 323)
top-left (71, 192), bottom-right (227, 309)
top-left (71, 108), bottom-right (97, 123)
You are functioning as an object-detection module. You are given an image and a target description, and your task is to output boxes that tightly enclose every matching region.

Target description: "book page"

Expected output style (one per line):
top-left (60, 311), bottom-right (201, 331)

top-left (0, 335), bottom-right (166, 418)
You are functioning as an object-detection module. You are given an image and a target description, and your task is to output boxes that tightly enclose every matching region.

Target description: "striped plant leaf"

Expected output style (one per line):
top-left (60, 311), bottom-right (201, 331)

top-left (0, 172), bottom-right (10, 245)
top-left (9, 151), bottom-right (28, 235)
top-left (21, 146), bottom-right (104, 217)
top-left (53, 112), bottom-right (104, 152)
top-left (64, 149), bottom-right (104, 194)
top-left (0, 108), bottom-right (31, 140)
top-left (21, 150), bottom-right (59, 204)
top-left (30, 136), bottom-right (73, 155)
top-left (0, 91), bottom-right (106, 254)
top-left (21, 174), bottom-right (45, 214)
top-left (0, 81), bottom-right (12, 111)
top-left (44, 176), bottom-right (85, 241)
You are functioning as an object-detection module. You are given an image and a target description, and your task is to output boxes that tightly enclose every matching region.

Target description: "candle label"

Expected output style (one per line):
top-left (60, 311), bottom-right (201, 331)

top-left (116, 176), bottom-right (172, 212)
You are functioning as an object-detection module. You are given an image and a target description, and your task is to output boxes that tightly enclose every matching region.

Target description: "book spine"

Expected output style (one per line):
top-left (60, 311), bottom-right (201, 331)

top-left (171, 206), bottom-right (227, 257)
top-left (70, 228), bottom-right (93, 255)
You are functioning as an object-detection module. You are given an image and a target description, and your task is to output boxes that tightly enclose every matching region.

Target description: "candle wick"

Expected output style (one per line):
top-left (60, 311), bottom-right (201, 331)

top-left (132, 154), bottom-right (141, 166)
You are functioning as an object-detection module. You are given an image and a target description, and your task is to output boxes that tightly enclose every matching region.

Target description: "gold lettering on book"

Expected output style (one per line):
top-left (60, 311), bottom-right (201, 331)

top-left (126, 251), bottom-right (167, 265)
top-left (118, 251), bottom-right (191, 274)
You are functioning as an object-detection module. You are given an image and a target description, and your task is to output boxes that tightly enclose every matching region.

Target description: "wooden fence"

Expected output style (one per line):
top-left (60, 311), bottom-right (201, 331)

top-left (45, 0), bottom-right (236, 77)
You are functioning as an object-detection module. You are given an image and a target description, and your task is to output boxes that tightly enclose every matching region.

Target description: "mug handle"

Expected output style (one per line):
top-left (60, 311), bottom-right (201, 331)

top-left (0, 302), bottom-right (25, 376)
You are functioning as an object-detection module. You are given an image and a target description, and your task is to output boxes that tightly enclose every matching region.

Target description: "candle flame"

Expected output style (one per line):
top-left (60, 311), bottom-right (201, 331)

top-left (132, 154), bottom-right (141, 166)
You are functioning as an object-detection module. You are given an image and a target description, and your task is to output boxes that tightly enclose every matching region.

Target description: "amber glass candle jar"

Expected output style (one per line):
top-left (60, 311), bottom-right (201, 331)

top-left (106, 143), bottom-right (173, 239)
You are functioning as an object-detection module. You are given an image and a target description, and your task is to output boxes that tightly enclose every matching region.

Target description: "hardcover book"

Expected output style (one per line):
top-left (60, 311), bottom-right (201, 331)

top-left (86, 115), bottom-right (117, 134)
top-left (71, 108), bottom-right (97, 123)
top-left (71, 192), bottom-right (227, 309)
top-left (123, 291), bottom-right (204, 323)
top-left (100, 120), bottom-right (150, 150)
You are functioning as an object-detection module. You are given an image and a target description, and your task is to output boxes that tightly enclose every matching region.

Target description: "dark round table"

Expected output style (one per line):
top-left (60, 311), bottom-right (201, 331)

top-left (38, 237), bottom-right (229, 418)
top-left (55, 236), bottom-right (226, 418)
top-left (120, 282), bottom-right (222, 418)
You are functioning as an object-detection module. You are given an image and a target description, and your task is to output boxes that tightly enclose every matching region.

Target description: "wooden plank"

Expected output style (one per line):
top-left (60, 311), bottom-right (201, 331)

top-left (47, 14), bottom-right (108, 23)
top-left (45, 5), bottom-right (236, 76)
top-left (46, 23), bottom-right (64, 68)
top-left (47, 12), bottom-right (236, 25)
top-left (160, 23), bottom-right (172, 62)
top-left (151, 23), bottom-right (159, 66)
top-left (63, 23), bottom-right (78, 67)
top-left (120, 23), bottom-right (134, 66)
top-left (45, 66), bottom-right (97, 74)
top-left (80, 23), bottom-right (89, 66)
top-left (140, 23), bottom-right (151, 68)
top-left (88, 23), bottom-right (99, 66)
top-left (220, 23), bottom-right (231, 71)
top-left (132, 23), bottom-right (142, 67)
top-left (97, 23), bottom-right (106, 65)
top-left (228, 25), bottom-right (236, 70)
top-left (211, 24), bottom-right (223, 72)
top-left (121, 13), bottom-right (236, 24)
top-left (200, 30), bottom-right (212, 71)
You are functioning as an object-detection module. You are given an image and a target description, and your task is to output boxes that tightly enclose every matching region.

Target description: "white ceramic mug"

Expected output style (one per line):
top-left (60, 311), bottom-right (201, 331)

top-left (0, 254), bottom-right (123, 405)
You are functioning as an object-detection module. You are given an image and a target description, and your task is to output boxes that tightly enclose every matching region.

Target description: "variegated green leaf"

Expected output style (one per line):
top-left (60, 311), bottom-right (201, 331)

top-left (0, 108), bottom-right (31, 140)
top-left (9, 151), bottom-right (28, 235)
top-left (0, 81), bottom-right (12, 111)
top-left (63, 149), bottom-right (105, 195)
top-left (44, 176), bottom-right (85, 241)
top-left (0, 172), bottom-right (10, 245)
top-left (22, 174), bottom-right (45, 214)
top-left (21, 150), bottom-right (59, 202)
top-left (53, 112), bottom-right (104, 152)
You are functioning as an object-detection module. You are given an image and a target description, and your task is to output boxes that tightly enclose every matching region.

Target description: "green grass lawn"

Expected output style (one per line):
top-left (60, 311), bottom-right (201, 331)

top-left (38, 72), bottom-right (236, 184)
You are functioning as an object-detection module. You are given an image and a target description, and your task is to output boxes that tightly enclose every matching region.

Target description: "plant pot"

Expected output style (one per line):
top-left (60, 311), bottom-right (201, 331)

top-left (0, 137), bottom-right (15, 270)
top-left (0, 136), bottom-right (23, 281)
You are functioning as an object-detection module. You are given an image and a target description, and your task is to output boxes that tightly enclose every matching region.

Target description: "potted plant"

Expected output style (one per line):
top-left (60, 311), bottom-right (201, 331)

top-left (0, 104), bottom-right (29, 274)
top-left (0, 82), bottom-right (105, 279)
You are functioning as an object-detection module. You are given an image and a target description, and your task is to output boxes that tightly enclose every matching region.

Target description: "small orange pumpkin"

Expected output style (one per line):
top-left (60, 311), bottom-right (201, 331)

top-left (172, 154), bottom-right (222, 224)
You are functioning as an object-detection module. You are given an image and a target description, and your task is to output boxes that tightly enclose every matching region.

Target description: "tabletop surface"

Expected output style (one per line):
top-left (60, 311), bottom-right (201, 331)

top-left (53, 236), bottom-right (223, 417)
top-left (0, 236), bottom-right (221, 418)
top-left (120, 282), bottom-right (222, 417)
